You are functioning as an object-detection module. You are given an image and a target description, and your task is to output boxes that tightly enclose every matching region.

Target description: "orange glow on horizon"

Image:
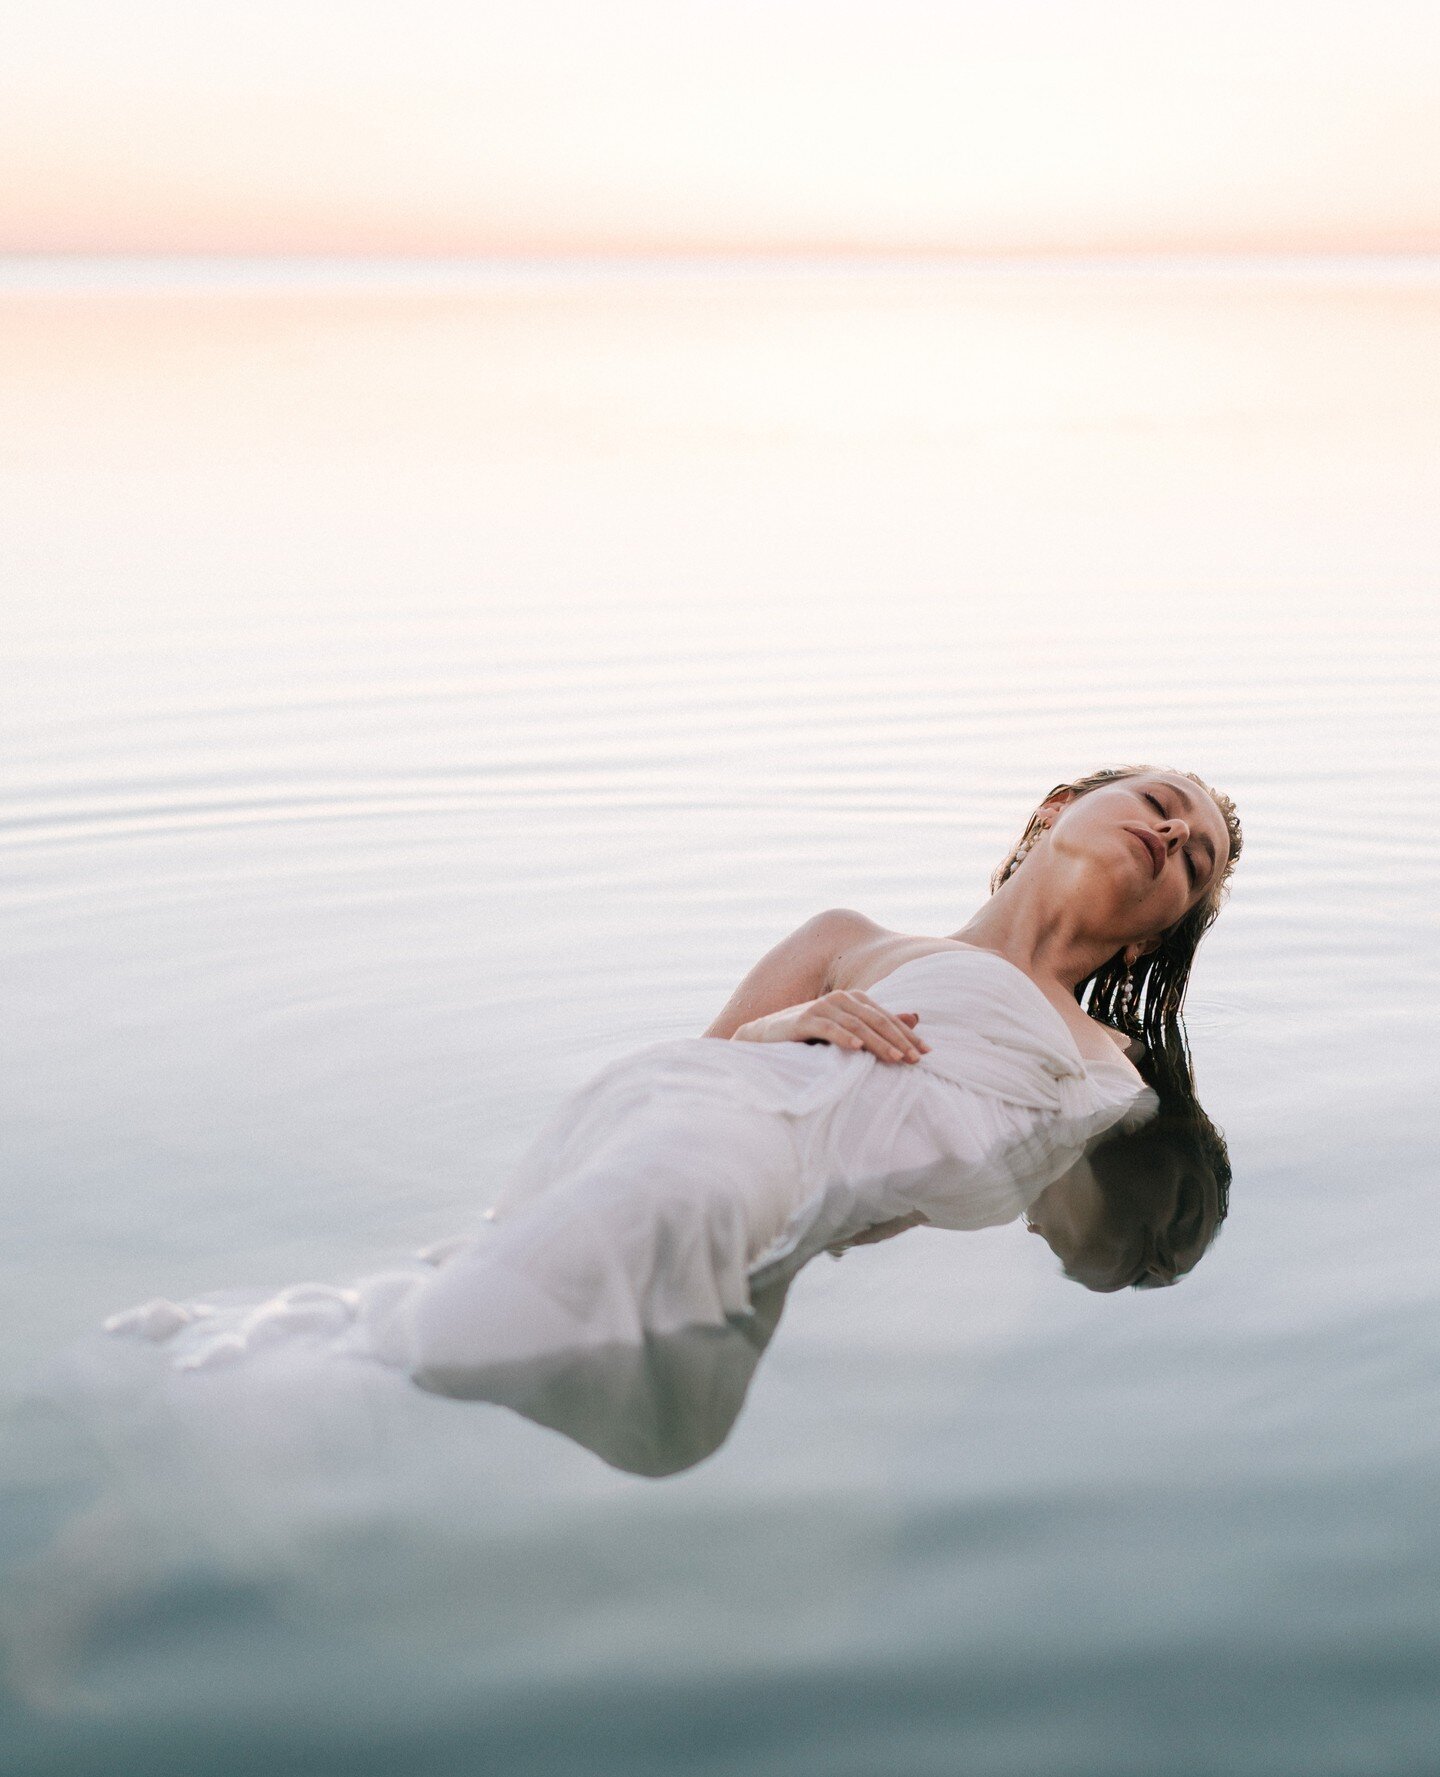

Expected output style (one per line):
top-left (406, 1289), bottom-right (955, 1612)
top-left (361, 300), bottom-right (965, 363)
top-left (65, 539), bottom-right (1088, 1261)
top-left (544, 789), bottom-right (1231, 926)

top-left (3, 0), bottom-right (1438, 260)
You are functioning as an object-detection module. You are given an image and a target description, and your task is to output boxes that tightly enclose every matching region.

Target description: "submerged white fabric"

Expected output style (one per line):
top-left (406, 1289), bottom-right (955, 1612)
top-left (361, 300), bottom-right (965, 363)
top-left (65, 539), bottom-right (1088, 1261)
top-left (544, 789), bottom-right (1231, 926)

top-left (105, 948), bottom-right (1152, 1382)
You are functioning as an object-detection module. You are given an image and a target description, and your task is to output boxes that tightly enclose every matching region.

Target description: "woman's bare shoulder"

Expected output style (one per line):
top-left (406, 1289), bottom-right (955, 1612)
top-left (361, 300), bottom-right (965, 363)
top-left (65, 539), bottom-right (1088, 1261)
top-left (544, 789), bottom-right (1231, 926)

top-left (1092, 1021), bottom-right (1146, 1064)
top-left (701, 910), bottom-right (888, 1039)
top-left (807, 909), bottom-right (888, 983)
top-left (825, 925), bottom-right (953, 993)
top-left (805, 908), bottom-right (886, 943)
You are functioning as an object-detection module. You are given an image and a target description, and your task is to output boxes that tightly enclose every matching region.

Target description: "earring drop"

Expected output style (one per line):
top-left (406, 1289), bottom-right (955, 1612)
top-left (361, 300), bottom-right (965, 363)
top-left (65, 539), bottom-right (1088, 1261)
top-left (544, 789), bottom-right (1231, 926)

top-left (1118, 967), bottom-right (1137, 1029)
top-left (1009, 818), bottom-right (1049, 882)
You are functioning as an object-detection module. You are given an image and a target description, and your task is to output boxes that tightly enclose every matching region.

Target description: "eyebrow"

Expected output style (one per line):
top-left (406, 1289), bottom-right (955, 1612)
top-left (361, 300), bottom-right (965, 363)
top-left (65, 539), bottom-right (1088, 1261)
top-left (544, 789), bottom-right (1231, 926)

top-left (1159, 781), bottom-right (1218, 874)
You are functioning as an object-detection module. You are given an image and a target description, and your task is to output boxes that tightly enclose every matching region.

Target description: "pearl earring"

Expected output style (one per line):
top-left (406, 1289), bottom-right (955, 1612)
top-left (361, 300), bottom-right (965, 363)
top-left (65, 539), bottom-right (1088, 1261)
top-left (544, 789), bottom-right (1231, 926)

top-left (1118, 965), bottom-right (1137, 1029)
top-left (1018, 820), bottom-right (1047, 857)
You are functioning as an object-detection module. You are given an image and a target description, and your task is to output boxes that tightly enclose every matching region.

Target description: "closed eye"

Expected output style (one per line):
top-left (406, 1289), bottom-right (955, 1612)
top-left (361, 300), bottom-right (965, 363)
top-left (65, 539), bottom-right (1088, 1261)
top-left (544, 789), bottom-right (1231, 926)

top-left (1143, 790), bottom-right (1197, 885)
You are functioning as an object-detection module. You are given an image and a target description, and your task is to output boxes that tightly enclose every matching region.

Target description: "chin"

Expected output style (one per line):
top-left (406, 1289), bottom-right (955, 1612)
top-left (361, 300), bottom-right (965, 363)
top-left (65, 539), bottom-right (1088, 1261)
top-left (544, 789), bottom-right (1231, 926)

top-left (1065, 1266), bottom-right (1129, 1294)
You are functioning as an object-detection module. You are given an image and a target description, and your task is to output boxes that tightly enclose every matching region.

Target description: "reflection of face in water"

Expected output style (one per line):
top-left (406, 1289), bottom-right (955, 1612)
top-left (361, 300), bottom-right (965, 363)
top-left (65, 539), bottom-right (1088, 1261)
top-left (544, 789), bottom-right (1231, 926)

top-left (1022, 1089), bottom-right (1231, 1293)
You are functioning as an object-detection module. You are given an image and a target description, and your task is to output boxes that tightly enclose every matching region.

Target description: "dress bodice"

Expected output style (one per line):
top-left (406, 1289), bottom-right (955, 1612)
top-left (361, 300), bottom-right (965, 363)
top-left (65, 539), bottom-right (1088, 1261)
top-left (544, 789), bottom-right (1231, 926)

top-left (860, 944), bottom-right (1146, 1093)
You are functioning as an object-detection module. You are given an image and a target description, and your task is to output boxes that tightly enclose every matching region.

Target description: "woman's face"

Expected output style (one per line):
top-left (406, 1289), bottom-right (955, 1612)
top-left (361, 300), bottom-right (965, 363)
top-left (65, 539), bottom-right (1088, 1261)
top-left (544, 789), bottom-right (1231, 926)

top-left (1040, 772), bottom-right (1232, 951)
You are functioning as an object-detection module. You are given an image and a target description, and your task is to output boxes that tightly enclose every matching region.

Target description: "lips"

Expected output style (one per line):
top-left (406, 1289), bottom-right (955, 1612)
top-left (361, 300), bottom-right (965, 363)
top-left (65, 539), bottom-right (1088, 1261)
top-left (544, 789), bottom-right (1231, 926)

top-left (1124, 825), bottom-right (1165, 878)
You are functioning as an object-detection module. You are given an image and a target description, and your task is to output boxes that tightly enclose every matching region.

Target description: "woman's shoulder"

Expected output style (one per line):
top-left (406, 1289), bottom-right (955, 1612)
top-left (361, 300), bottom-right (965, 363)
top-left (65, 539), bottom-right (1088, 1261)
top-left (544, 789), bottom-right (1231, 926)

top-left (805, 909), bottom-right (890, 976)
top-left (807, 907), bottom-right (886, 940)
top-left (824, 923), bottom-right (946, 992)
top-left (1091, 1021), bottom-right (1146, 1065)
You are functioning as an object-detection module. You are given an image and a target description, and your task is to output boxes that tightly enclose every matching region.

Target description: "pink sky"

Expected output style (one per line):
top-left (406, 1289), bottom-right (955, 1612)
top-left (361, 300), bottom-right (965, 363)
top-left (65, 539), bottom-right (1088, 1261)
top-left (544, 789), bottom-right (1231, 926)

top-left (4, 0), bottom-right (1439, 257)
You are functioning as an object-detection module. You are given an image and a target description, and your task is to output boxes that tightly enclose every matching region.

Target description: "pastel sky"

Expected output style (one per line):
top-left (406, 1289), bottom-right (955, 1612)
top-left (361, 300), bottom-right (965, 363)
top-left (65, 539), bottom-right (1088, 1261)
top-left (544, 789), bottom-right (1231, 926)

top-left (4, 0), bottom-right (1439, 256)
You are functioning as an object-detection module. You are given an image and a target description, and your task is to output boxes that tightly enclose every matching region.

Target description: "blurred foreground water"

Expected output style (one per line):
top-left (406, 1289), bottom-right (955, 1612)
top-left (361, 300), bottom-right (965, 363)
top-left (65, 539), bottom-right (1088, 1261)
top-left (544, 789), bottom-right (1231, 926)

top-left (2, 257), bottom-right (1438, 1774)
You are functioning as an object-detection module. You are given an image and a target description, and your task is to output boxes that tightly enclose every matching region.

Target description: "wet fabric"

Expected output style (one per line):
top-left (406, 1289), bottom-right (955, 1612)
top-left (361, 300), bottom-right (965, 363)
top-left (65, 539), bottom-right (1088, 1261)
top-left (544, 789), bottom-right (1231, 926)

top-left (104, 947), bottom-right (1152, 1387)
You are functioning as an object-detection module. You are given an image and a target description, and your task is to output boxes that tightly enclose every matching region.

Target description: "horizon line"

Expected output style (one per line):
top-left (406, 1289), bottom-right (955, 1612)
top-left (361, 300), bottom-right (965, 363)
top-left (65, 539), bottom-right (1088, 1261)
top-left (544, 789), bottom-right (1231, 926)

top-left (5, 243), bottom-right (1440, 263)
top-left (4, 246), bottom-right (1440, 289)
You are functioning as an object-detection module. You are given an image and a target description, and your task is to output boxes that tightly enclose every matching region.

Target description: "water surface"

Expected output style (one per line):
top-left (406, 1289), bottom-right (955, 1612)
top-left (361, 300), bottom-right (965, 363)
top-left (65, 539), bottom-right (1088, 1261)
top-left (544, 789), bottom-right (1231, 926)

top-left (2, 258), bottom-right (1438, 1775)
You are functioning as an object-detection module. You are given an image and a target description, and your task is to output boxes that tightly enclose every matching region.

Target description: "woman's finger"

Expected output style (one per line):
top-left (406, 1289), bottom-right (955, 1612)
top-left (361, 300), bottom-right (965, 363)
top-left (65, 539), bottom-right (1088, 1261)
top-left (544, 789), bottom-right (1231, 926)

top-left (823, 1009), bottom-right (919, 1063)
top-left (798, 1012), bottom-right (882, 1056)
top-left (844, 1002), bottom-right (928, 1060)
top-left (832, 992), bottom-right (928, 1055)
top-left (794, 1014), bottom-right (863, 1051)
top-left (846, 991), bottom-right (917, 1021)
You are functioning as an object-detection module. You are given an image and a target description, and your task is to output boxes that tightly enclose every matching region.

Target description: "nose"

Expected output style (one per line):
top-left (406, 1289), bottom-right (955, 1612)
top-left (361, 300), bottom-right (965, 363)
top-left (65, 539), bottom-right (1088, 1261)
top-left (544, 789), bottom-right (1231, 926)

top-left (1157, 815), bottom-right (1190, 853)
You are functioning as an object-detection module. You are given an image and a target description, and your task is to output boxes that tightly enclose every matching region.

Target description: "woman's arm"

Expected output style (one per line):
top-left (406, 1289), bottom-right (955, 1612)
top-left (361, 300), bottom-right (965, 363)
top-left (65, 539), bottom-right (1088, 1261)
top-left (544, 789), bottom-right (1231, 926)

top-left (703, 909), bottom-right (878, 1039)
top-left (702, 909), bottom-right (928, 1066)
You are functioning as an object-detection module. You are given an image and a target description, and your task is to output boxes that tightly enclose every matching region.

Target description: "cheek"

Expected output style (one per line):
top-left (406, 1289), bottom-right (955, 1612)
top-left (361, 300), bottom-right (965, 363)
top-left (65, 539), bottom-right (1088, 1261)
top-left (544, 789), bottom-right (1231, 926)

top-left (1158, 864), bottom-right (1204, 919)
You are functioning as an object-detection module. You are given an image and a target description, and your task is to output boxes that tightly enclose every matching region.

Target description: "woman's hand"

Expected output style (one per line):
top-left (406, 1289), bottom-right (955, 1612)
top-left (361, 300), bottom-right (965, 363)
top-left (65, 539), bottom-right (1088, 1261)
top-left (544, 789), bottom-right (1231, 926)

top-left (733, 990), bottom-right (929, 1064)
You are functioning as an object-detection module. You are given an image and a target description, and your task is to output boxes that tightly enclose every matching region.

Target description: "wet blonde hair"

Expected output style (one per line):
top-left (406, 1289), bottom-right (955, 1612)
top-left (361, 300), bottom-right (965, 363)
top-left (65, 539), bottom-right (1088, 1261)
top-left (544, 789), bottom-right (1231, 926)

top-left (991, 765), bottom-right (1243, 1062)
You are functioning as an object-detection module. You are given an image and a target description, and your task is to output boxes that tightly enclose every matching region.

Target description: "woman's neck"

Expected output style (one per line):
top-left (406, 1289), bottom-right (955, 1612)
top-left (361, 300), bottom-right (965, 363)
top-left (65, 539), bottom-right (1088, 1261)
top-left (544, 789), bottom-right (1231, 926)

top-left (949, 872), bottom-right (1121, 995)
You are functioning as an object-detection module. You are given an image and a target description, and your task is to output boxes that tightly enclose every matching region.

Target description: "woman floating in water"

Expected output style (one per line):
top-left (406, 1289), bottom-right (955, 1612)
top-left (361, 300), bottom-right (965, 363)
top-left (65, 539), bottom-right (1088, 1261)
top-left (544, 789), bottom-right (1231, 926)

top-left (2, 765), bottom-right (1243, 1718)
top-left (408, 1068), bottom-right (1236, 1476)
top-left (105, 763), bottom-right (1242, 1407)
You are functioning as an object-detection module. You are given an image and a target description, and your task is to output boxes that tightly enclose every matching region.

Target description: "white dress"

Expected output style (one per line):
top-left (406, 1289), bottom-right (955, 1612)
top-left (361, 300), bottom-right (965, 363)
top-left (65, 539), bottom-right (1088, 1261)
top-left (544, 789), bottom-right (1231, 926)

top-left (105, 948), bottom-right (1152, 1387)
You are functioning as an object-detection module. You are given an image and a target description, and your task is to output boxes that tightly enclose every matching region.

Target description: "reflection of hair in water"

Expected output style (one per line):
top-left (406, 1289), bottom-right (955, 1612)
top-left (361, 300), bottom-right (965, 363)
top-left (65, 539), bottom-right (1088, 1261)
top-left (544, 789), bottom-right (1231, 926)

top-left (1033, 1027), bottom-right (1231, 1294)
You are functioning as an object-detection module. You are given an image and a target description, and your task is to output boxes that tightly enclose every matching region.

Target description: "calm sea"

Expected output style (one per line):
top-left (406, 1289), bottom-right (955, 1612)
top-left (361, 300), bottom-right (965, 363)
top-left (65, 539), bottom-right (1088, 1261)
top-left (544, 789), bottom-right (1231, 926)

top-left (2, 258), bottom-right (1438, 1775)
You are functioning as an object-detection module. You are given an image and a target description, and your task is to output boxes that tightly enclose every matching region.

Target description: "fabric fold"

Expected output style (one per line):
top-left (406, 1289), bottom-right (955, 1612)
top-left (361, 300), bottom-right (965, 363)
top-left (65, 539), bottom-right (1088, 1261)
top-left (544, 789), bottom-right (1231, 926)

top-left (104, 947), bottom-right (1154, 1388)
